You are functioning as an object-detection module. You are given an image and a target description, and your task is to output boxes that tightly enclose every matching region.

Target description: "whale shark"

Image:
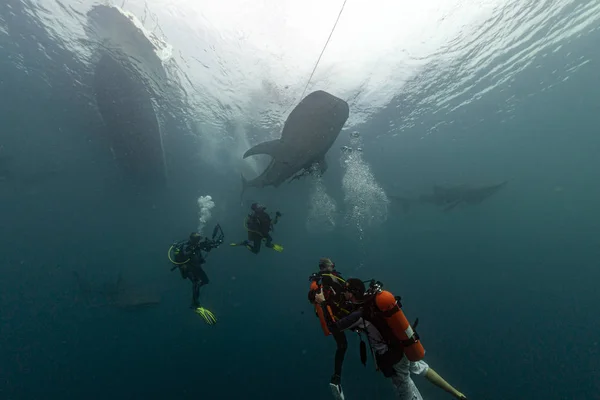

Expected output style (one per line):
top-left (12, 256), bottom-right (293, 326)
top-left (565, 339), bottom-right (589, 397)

top-left (73, 271), bottom-right (161, 310)
top-left (391, 181), bottom-right (508, 212)
top-left (241, 90), bottom-right (349, 195)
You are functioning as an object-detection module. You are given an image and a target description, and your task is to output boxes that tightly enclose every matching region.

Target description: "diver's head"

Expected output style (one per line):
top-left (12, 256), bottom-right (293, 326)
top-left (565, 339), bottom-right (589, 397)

top-left (251, 203), bottom-right (265, 212)
top-left (344, 278), bottom-right (366, 302)
top-left (189, 232), bottom-right (202, 246)
top-left (319, 258), bottom-right (335, 272)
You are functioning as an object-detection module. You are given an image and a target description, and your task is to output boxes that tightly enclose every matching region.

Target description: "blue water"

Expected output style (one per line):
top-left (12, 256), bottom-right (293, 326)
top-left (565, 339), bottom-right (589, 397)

top-left (1, 1), bottom-right (599, 399)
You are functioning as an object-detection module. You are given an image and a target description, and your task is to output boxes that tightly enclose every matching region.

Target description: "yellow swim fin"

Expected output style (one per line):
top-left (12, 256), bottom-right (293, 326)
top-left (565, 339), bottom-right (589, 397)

top-left (272, 243), bottom-right (284, 252)
top-left (194, 307), bottom-right (217, 325)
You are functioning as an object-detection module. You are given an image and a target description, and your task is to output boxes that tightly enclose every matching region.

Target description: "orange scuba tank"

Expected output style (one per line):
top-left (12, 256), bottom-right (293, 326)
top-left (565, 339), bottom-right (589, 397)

top-left (375, 290), bottom-right (425, 361)
top-left (309, 281), bottom-right (332, 336)
top-left (314, 304), bottom-right (332, 336)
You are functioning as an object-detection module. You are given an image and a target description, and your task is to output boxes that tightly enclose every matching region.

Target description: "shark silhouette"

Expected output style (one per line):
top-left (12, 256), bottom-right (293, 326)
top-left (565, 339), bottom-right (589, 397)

top-left (391, 181), bottom-right (508, 212)
top-left (73, 271), bottom-right (161, 310)
top-left (241, 90), bottom-right (349, 196)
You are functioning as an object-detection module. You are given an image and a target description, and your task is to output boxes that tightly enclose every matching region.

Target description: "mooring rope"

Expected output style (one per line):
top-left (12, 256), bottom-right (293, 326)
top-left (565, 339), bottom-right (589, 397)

top-left (298, 0), bottom-right (349, 101)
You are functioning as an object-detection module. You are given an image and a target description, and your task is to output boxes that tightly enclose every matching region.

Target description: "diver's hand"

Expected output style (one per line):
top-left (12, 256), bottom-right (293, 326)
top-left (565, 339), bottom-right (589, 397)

top-left (314, 290), bottom-right (326, 304)
top-left (275, 211), bottom-right (282, 217)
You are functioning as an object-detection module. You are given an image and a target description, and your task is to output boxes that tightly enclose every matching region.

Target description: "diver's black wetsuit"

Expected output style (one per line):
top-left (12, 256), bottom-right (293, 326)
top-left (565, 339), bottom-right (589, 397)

top-left (311, 271), bottom-right (353, 384)
top-left (244, 207), bottom-right (279, 254)
top-left (331, 300), bottom-right (406, 379)
top-left (175, 239), bottom-right (219, 307)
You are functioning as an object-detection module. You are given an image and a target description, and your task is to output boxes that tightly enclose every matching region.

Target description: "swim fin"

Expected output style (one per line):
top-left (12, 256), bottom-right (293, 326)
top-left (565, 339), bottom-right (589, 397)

top-left (329, 382), bottom-right (345, 400)
top-left (272, 243), bottom-right (284, 252)
top-left (194, 307), bottom-right (217, 325)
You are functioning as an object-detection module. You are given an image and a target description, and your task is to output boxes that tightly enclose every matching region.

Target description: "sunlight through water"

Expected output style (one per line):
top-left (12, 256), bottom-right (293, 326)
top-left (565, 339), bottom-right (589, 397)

top-left (15, 0), bottom-right (599, 165)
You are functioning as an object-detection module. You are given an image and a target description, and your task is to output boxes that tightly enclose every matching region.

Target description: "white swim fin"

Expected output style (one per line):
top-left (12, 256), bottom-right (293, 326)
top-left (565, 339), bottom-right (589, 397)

top-left (329, 382), bottom-right (345, 400)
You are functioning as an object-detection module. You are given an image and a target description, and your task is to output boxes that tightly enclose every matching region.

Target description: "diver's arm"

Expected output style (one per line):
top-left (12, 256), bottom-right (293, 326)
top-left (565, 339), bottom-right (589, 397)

top-left (425, 368), bottom-right (468, 399)
top-left (331, 309), bottom-right (364, 331)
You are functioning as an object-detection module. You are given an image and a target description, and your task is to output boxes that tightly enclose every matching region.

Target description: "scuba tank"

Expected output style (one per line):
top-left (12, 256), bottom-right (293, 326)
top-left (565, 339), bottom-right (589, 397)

top-left (367, 280), bottom-right (426, 362)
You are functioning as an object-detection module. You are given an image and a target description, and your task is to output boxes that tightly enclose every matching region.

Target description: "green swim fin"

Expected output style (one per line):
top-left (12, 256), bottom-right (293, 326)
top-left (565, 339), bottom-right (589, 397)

top-left (194, 307), bottom-right (217, 325)
top-left (272, 243), bottom-right (284, 252)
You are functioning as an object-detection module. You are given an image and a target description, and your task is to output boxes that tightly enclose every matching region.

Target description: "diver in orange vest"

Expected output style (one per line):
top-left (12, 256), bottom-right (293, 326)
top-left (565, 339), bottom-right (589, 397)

top-left (330, 278), bottom-right (469, 400)
top-left (307, 258), bottom-right (354, 400)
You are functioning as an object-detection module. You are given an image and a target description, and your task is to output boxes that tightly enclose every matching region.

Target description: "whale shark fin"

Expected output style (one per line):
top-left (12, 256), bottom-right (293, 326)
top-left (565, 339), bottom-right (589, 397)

top-left (243, 139), bottom-right (282, 159)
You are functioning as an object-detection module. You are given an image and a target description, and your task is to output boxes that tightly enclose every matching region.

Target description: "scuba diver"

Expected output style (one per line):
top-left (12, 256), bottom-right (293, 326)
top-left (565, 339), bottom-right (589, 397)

top-left (231, 203), bottom-right (283, 253)
top-left (168, 224), bottom-right (224, 325)
top-left (328, 278), bottom-right (469, 400)
top-left (308, 258), bottom-right (354, 400)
